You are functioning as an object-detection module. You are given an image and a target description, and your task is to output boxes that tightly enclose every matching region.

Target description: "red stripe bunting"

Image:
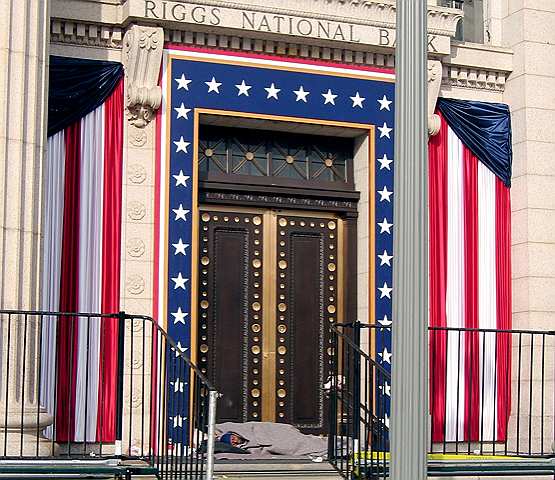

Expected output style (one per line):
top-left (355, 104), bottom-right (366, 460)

top-left (463, 146), bottom-right (479, 441)
top-left (97, 79), bottom-right (124, 442)
top-left (56, 121), bottom-right (82, 442)
top-left (429, 112), bottom-right (448, 443)
top-left (495, 178), bottom-right (512, 441)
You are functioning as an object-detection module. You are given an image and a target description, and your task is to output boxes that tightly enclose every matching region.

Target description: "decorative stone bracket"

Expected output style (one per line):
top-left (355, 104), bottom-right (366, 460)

top-left (428, 59), bottom-right (442, 136)
top-left (123, 25), bottom-right (164, 128)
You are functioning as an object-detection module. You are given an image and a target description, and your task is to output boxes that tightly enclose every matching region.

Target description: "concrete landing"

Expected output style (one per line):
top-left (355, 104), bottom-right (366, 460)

top-left (214, 459), bottom-right (343, 479)
top-left (213, 459), bottom-right (555, 479)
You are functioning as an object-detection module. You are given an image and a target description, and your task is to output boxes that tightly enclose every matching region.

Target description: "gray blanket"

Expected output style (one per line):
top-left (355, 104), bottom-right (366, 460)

top-left (215, 422), bottom-right (328, 459)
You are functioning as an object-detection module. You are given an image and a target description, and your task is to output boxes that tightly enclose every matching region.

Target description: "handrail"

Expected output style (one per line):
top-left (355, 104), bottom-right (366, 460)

top-left (329, 321), bottom-right (555, 480)
top-left (330, 323), bottom-right (390, 376)
top-left (337, 320), bottom-right (555, 336)
top-left (0, 309), bottom-right (218, 480)
top-left (120, 312), bottom-right (217, 392)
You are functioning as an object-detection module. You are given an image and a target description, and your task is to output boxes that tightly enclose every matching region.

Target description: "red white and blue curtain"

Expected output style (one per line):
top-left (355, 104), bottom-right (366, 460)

top-left (40, 56), bottom-right (124, 442)
top-left (429, 98), bottom-right (512, 442)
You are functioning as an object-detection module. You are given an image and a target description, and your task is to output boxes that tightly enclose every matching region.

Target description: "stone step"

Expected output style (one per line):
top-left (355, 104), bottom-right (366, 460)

top-left (429, 477), bottom-right (553, 480)
top-left (214, 460), bottom-right (343, 479)
top-left (213, 460), bottom-right (555, 479)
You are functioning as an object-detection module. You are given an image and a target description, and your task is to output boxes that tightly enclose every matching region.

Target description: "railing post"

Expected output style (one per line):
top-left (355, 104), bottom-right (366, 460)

top-left (327, 327), bottom-right (338, 462)
top-left (353, 321), bottom-right (361, 453)
top-left (205, 389), bottom-right (218, 480)
top-left (115, 311), bottom-right (126, 456)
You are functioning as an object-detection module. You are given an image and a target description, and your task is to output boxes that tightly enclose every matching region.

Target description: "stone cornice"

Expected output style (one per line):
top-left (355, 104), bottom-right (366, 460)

top-left (49, 18), bottom-right (513, 95)
top-left (442, 64), bottom-right (507, 92)
top-left (163, 28), bottom-right (396, 66)
top-left (52, 0), bottom-right (463, 51)
top-left (51, 19), bottom-right (123, 49)
top-left (442, 41), bottom-right (512, 93)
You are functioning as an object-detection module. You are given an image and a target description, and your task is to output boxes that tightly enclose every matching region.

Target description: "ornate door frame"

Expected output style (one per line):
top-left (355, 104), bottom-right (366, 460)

top-left (155, 47), bottom-right (394, 442)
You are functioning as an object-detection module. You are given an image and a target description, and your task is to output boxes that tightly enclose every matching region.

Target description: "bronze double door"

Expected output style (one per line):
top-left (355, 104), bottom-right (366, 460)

top-left (197, 206), bottom-right (342, 433)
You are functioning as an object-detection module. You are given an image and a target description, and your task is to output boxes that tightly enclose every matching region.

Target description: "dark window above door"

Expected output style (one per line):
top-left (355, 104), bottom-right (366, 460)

top-left (198, 125), bottom-right (355, 192)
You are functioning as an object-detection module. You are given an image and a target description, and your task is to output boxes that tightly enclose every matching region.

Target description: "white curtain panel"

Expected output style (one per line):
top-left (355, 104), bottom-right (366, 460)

top-left (478, 160), bottom-right (498, 441)
top-left (40, 131), bottom-right (66, 438)
top-left (74, 105), bottom-right (105, 442)
top-left (445, 126), bottom-right (466, 441)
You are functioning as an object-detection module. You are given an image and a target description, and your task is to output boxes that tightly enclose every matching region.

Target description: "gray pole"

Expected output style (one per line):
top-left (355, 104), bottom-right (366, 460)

top-left (390, 1), bottom-right (428, 479)
top-left (205, 389), bottom-right (219, 480)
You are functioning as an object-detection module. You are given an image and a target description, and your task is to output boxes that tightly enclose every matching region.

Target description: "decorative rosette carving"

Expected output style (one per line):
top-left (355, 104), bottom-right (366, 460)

top-left (127, 201), bottom-right (146, 221)
top-left (126, 274), bottom-right (145, 295)
top-left (128, 164), bottom-right (147, 184)
top-left (127, 238), bottom-right (146, 257)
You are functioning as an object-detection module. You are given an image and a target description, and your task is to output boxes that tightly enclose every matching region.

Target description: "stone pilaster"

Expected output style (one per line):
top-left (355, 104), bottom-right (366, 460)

top-left (120, 24), bottom-right (163, 319)
top-left (502, 0), bottom-right (555, 454)
top-left (0, 0), bottom-right (52, 454)
top-left (120, 24), bottom-right (163, 453)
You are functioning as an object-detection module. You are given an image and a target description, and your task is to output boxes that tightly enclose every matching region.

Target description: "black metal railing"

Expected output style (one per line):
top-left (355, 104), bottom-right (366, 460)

top-left (328, 322), bottom-right (389, 480)
top-left (429, 325), bottom-right (555, 458)
top-left (0, 309), bottom-right (218, 479)
top-left (328, 322), bottom-right (555, 479)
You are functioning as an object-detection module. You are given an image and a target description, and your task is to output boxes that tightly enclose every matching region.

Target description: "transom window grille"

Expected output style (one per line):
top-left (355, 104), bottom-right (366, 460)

top-left (199, 126), bottom-right (353, 188)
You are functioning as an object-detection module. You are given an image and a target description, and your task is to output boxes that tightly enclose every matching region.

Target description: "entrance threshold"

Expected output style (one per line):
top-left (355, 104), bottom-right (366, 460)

top-left (214, 458), bottom-right (342, 478)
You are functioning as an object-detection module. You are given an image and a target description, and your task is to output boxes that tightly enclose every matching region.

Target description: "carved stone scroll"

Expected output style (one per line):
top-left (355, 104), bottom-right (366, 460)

top-left (123, 25), bottom-right (164, 128)
top-left (428, 59), bottom-right (442, 136)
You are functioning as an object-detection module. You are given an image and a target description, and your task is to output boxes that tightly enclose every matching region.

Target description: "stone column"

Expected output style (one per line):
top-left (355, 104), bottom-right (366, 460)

top-left (0, 0), bottom-right (52, 455)
top-left (390, 1), bottom-right (428, 479)
top-left (502, 0), bottom-right (555, 454)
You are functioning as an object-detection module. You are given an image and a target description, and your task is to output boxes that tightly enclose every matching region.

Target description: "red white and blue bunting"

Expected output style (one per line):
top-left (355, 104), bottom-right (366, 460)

top-left (429, 102), bottom-right (512, 442)
top-left (41, 57), bottom-right (124, 442)
top-left (155, 47), bottom-right (395, 443)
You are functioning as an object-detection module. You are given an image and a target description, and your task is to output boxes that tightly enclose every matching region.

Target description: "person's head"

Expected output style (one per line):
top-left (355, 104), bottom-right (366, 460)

top-left (220, 431), bottom-right (246, 446)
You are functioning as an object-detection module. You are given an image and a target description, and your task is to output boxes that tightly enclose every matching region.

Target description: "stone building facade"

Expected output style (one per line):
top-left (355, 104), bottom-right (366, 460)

top-left (0, 0), bottom-right (554, 460)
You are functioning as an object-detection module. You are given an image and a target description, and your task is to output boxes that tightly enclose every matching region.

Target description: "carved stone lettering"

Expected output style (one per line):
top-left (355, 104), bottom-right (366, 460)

top-left (132, 0), bottom-right (461, 54)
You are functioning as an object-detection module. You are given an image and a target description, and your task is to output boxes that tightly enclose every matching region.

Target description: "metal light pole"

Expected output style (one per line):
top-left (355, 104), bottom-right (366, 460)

top-left (390, 1), bottom-right (429, 479)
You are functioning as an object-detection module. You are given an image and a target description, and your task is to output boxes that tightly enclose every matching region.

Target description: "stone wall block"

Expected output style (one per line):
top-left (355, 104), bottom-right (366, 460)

top-left (125, 262), bottom-right (152, 298)
top-left (522, 108), bottom-right (555, 143)
top-left (526, 209), bottom-right (555, 244)
top-left (122, 298), bottom-right (154, 318)
top-left (523, 142), bottom-right (555, 177)
top-left (511, 276), bottom-right (530, 314)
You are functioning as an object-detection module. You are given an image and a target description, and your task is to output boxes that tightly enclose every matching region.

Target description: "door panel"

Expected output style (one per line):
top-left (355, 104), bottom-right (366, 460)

top-left (198, 208), bottom-right (340, 433)
top-left (275, 215), bottom-right (338, 433)
top-left (198, 211), bottom-right (265, 423)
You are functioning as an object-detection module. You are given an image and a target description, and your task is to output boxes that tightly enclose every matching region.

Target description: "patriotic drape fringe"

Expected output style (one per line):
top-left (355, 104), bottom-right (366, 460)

top-left (429, 112), bottom-right (512, 443)
top-left (40, 78), bottom-right (124, 442)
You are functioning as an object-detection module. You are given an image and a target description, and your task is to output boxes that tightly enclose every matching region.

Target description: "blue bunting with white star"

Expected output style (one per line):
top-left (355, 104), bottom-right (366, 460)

top-left (163, 50), bottom-right (395, 441)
